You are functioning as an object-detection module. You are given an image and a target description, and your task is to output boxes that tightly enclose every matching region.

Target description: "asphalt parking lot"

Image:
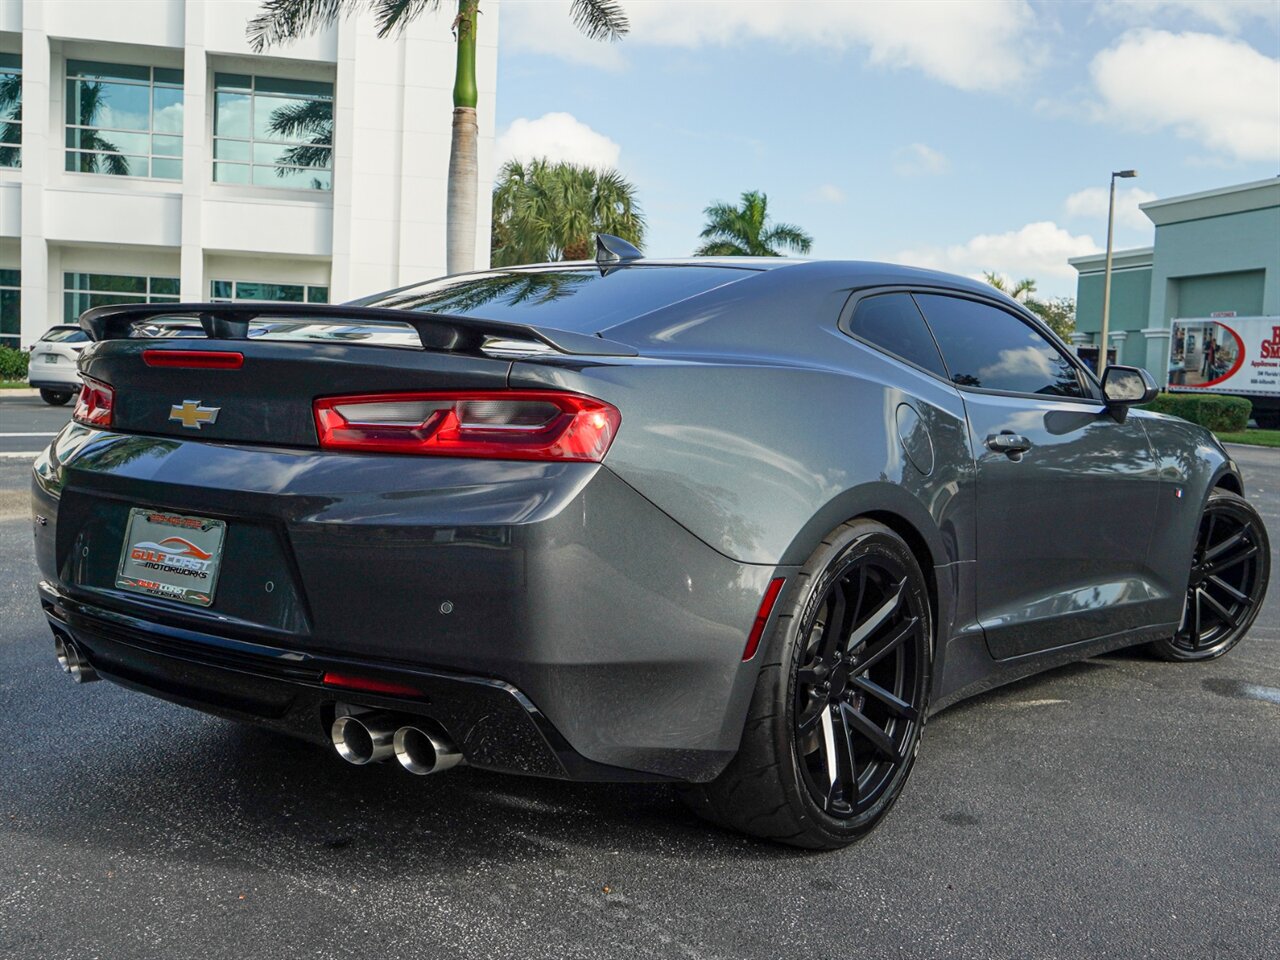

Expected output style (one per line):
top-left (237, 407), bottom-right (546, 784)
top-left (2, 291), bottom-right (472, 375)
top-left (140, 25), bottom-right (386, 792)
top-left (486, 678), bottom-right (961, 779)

top-left (0, 399), bottom-right (1276, 960)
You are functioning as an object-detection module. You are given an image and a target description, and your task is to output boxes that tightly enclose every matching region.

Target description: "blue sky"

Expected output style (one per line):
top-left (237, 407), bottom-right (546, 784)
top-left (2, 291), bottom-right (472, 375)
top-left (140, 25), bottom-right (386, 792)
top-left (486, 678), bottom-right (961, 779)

top-left (492, 0), bottom-right (1280, 297)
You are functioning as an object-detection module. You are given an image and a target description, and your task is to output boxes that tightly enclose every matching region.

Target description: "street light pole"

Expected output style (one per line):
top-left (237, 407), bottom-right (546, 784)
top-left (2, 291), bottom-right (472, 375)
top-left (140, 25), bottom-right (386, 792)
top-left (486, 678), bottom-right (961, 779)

top-left (1098, 169), bottom-right (1137, 377)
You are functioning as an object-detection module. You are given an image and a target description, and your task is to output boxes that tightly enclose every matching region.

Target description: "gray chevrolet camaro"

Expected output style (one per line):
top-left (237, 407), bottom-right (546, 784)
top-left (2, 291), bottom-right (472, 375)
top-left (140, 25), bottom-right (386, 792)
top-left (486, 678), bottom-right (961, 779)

top-left (32, 237), bottom-right (1271, 849)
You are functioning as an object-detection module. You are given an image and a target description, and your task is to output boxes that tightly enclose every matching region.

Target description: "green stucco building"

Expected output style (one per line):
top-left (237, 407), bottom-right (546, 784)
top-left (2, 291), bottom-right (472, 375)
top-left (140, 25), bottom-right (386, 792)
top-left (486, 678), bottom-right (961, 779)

top-left (1070, 177), bottom-right (1280, 383)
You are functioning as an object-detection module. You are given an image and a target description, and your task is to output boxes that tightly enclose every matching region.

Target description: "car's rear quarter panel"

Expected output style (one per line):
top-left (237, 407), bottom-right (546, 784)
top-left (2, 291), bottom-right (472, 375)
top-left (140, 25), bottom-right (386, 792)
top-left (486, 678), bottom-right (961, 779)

top-left (33, 423), bottom-right (775, 780)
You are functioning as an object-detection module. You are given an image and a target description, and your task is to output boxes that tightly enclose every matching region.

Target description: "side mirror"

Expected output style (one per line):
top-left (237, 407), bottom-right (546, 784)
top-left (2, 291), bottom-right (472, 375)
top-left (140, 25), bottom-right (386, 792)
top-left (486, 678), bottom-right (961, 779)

top-left (1101, 365), bottom-right (1159, 421)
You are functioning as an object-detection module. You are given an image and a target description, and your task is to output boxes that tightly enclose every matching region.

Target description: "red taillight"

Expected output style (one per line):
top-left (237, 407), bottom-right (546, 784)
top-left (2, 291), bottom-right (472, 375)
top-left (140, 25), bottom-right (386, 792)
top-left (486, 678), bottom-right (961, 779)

top-left (313, 390), bottom-right (621, 462)
top-left (322, 671), bottom-right (422, 698)
top-left (73, 377), bottom-right (114, 428)
top-left (742, 578), bottom-right (786, 661)
top-left (143, 349), bottom-right (244, 369)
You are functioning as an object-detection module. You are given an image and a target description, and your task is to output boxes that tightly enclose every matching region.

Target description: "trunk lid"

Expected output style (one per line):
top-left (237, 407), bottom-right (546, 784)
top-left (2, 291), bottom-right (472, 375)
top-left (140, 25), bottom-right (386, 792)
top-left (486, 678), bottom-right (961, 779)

top-left (73, 302), bottom-right (636, 447)
top-left (82, 337), bottom-right (512, 447)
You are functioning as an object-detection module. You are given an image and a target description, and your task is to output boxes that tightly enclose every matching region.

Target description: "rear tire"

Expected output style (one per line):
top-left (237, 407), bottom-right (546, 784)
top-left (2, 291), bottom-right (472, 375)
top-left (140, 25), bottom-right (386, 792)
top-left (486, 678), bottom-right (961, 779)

top-left (679, 519), bottom-right (932, 849)
top-left (1148, 489), bottom-right (1269, 662)
top-left (39, 388), bottom-right (73, 406)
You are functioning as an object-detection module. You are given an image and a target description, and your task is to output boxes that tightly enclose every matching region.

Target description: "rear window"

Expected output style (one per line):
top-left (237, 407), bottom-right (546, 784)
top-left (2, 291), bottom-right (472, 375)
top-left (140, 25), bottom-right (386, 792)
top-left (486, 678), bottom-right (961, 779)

top-left (41, 326), bottom-right (90, 343)
top-left (363, 266), bottom-right (754, 333)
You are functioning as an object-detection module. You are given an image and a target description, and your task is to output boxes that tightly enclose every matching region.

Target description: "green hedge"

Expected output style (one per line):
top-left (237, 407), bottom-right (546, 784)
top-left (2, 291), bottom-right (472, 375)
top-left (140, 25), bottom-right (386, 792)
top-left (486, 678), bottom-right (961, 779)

top-left (1142, 392), bottom-right (1252, 432)
top-left (0, 346), bottom-right (29, 381)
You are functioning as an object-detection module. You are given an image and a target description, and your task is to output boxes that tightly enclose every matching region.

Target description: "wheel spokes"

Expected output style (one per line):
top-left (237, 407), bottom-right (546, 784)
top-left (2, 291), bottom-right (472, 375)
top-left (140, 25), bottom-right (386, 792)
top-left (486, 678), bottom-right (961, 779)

top-left (1198, 587), bottom-right (1239, 630)
top-left (1205, 541), bottom-right (1257, 576)
top-left (796, 696), bottom-right (826, 735)
top-left (846, 579), bottom-right (902, 653)
top-left (828, 704), bottom-right (862, 809)
top-left (1203, 526), bottom-right (1245, 564)
top-left (793, 553), bottom-right (926, 819)
top-left (820, 704), bottom-right (839, 803)
top-left (1207, 574), bottom-right (1250, 606)
top-left (850, 675), bottom-right (919, 721)
top-left (818, 584), bottom-right (849, 663)
top-left (856, 617), bottom-right (917, 674)
top-left (841, 701), bottom-right (902, 764)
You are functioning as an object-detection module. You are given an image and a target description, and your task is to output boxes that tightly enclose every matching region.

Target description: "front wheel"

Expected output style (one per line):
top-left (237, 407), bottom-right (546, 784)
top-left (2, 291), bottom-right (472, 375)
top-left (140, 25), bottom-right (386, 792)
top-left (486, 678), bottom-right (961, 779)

top-left (39, 388), bottom-right (73, 406)
top-left (1148, 489), bottom-right (1270, 661)
top-left (679, 519), bottom-right (932, 849)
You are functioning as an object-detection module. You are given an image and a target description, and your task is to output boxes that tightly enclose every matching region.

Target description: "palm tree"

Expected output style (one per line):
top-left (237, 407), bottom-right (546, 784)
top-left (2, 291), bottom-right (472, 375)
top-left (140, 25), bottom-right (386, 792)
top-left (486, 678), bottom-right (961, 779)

top-left (982, 272), bottom-right (1076, 341)
top-left (248, 0), bottom-right (629, 275)
top-left (265, 98), bottom-right (334, 178)
top-left (69, 82), bottom-right (131, 177)
top-left (491, 159), bottom-right (645, 266)
top-left (0, 69), bottom-right (20, 168)
top-left (382, 270), bottom-right (593, 314)
top-left (982, 271), bottom-right (1037, 303)
top-left (695, 191), bottom-right (812, 257)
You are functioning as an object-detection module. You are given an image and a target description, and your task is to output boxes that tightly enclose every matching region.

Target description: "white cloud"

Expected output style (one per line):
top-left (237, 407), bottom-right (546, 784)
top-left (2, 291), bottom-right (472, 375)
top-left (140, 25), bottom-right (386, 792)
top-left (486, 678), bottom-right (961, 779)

top-left (1064, 185), bottom-right (1159, 231)
top-left (893, 143), bottom-right (949, 176)
top-left (896, 221), bottom-right (1101, 284)
top-left (495, 112), bottom-right (621, 169)
top-left (814, 183), bottom-right (846, 204)
top-left (1090, 30), bottom-right (1280, 163)
top-left (1092, 0), bottom-right (1279, 34)
top-left (501, 0), bottom-right (1042, 91)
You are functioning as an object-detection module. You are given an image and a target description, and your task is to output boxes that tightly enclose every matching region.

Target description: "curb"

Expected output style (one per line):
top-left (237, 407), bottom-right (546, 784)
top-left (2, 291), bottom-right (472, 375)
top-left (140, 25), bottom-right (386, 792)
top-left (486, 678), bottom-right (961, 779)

top-left (1222, 442), bottom-right (1280, 457)
top-left (0, 389), bottom-right (42, 398)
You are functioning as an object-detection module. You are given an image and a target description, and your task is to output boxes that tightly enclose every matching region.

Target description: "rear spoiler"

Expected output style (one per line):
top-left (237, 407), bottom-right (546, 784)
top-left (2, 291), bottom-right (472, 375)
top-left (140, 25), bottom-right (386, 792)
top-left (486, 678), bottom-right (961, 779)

top-left (77, 301), bottom-right (638, 358)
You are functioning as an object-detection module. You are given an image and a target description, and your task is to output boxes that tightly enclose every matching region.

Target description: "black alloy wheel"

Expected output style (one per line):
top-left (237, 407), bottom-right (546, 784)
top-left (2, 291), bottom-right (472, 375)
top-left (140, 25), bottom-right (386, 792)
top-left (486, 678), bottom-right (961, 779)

top-left (1150, 489), bottom-right (1270, 662)
top-left (793, 550), bottom-right (926, 820)
top-left (678, 519), bottom-right (931, 849)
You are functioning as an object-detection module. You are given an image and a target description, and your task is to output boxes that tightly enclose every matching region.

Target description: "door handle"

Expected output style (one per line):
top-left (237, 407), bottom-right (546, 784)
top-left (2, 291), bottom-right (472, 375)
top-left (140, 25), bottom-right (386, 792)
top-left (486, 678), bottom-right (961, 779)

top-left (985, 433), bottom-right (1032, 458)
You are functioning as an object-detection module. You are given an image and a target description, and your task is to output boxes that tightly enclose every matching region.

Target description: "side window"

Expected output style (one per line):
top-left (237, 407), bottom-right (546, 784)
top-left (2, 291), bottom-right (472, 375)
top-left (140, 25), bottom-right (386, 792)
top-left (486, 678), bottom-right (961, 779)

top-left (846, 293), bottom-right (948, 379)
top-left (914, 294), bottom-right (1086, 398)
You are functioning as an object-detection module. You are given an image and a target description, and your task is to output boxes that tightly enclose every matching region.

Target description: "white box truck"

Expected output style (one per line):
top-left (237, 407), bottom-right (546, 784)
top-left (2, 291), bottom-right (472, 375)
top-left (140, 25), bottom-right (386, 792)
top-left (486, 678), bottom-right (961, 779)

top-left (1168, 316), bottom-right (1280, 428)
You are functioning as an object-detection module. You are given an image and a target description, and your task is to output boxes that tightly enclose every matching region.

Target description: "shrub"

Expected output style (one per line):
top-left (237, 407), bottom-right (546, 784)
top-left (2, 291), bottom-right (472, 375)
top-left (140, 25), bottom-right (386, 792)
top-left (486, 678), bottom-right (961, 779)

top-left (1142, 392), bottom-right (1252, 433)
top-left (0, 346), bottom-right (29, 381)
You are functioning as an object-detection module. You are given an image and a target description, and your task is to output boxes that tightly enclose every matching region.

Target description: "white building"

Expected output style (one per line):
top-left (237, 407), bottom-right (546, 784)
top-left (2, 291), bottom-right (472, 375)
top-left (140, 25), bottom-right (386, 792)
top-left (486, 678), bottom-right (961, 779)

top-left (0, 0), bottom-right (499, 349)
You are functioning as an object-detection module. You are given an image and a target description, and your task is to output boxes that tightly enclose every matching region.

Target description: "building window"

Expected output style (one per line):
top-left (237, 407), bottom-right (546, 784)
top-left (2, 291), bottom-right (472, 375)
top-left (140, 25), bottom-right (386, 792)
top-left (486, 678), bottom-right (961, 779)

top-left (0, 53), bottom-right (19, 169)
top-left (65, 60), bottom-right (184, 180)
top-left (0, 268), bottom-right (19, 346)
top-left (213, 74), bottom-right (333, 191)
top-left (64, 273), bottom-right (180, 323)
top-left (211, 280), bottom-right (329, 303)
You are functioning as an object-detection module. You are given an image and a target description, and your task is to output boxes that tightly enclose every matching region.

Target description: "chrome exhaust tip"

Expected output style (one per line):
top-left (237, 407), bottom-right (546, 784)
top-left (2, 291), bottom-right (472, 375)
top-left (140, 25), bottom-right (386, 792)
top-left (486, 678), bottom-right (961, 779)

top-left (330, 712), bottom-right (397, 765)
top-left (393, 723), bottom-right (462, 776)
top-left (54, 634), bottom-right (72, 673)
top-left (55, 635), bottom-right (98, 683)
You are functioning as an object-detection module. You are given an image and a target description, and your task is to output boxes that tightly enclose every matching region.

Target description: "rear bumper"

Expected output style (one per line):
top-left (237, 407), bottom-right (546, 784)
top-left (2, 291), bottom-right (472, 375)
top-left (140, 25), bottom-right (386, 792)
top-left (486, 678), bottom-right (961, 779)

top-left (40, 581), bottom-right (659, 781)
top-left (33, 424), bottom-right (788, 782)
top-left (27, 374), bottom-right (80, 391)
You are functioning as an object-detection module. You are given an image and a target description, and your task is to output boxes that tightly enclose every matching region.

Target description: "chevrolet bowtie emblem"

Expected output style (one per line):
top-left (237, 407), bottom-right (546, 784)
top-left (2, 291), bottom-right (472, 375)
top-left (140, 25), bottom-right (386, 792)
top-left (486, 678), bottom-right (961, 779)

top-left (169, 400), bottom-right (221, 430)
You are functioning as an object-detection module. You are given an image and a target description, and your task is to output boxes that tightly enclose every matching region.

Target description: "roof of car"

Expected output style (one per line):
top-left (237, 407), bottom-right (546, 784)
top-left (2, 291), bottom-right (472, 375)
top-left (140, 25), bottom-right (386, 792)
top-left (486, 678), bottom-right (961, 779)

top-left (498, 257), bottom-right (1002, 292)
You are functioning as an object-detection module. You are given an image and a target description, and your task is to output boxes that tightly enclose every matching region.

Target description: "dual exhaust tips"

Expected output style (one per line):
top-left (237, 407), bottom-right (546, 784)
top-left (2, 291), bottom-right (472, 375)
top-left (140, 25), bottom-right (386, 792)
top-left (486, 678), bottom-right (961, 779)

top-left (52, 635), bottom-right (457, 776)
top-left (54, 634), bottom-right (98, 683)
top-left (330, 712), bottom-right (462, 776)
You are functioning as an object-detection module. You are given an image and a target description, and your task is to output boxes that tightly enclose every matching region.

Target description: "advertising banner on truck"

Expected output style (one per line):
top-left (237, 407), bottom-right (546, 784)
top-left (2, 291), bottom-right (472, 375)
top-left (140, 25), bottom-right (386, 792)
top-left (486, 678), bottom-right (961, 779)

top-left (1168, 317), bottom-right (1280, 397)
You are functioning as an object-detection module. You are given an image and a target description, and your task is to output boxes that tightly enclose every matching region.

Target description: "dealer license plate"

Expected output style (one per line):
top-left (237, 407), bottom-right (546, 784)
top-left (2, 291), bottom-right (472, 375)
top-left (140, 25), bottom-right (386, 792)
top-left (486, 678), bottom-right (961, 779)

top-left (116, 508), bottom-right (226, 607)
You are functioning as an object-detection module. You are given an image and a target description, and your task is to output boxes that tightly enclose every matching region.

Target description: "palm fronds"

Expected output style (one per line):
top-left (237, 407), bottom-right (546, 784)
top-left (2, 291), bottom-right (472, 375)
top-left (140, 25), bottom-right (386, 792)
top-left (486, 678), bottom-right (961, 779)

top-left (264, 98), bottom-right (334, 173)
top-left (250, 0), bottom-right (626, 48)
top-left (570, 0), bottom-right (629, 41)
top-left (491, 158), bottom-right (645, 266)
top-left (696, 190), bottom-right (812, 257)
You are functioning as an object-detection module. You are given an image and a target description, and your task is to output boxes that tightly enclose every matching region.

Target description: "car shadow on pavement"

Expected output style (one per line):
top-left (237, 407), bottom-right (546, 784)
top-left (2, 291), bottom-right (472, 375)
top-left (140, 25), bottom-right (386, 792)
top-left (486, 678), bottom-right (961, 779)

top-left (7, 653), bottom-right (1152, 873)
top-left (8, 709), bottom-right (817, 876)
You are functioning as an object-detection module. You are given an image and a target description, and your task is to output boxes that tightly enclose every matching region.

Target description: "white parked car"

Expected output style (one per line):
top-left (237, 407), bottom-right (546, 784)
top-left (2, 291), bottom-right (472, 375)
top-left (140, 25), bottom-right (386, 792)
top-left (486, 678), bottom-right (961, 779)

top-left (27, 325), bottom-right (91, 405)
